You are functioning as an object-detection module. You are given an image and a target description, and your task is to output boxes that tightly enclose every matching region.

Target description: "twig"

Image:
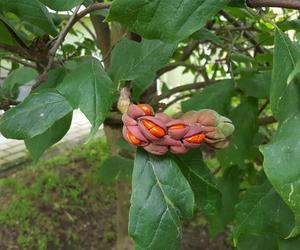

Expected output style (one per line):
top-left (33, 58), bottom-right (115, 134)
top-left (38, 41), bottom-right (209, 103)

top-left (159, 93), bottom-right (193, 111)
top-left (220, 10), bottom-right (266, 54)
top-left (33, 2), bottom-right (112, 89)
top-left (258, 116), bottom-right (276, 126)
top-left (157, 62), bottom-right (205, 77)
top-left (79, 20), bottom-right (97, 41)
top-left (247, 0), bottom-right (300, 10)
top-left (33, 6), bottom-right (82, 89)
top-left (3, 56), bottom-right (36, 68)
top-left (258, 100), bottom-right (269, 115)
top-left (0, 44), bottom-right (27, 58)
top-left (151, 80), bottom-right (221, 104)
top-left (73, 2), bottom-right (112, 25)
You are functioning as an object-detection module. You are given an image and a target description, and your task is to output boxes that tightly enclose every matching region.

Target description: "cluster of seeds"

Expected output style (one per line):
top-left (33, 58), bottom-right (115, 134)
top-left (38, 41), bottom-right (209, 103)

top-left (122, 104), bottom-right (234, 155)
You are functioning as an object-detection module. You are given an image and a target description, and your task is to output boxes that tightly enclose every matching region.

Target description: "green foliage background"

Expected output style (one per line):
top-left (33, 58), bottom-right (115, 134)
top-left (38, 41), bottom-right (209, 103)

top-left (1, 0), bottom-right (300, 249)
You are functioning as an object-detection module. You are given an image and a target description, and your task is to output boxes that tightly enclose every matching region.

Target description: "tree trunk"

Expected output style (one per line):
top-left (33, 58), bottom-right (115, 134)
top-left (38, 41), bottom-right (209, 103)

top-left (90, 12), bottom-right (134, 250)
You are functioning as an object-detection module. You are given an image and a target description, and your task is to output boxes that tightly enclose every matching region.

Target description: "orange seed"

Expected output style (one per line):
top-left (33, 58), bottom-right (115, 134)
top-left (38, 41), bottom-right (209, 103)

top-left (184, 134), bottom-right (205, 144)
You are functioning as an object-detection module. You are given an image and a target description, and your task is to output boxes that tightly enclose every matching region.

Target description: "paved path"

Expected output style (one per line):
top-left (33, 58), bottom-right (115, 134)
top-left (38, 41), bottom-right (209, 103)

top-left (0, 110), bottom-right (103, 167)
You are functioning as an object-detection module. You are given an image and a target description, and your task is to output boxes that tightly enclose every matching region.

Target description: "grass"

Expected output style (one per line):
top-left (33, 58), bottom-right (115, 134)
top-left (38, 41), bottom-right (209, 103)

top-left (0, 137), bottom-right (117, 250)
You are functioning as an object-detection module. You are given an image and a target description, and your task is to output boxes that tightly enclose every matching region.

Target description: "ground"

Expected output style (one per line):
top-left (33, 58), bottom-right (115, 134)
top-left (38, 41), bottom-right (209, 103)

top-left (0, 138), bottom-right (233, 250)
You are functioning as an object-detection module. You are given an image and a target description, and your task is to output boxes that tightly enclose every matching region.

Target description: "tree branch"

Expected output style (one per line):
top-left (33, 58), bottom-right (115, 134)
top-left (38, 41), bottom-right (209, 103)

top-left (2, 56), bottom-right (36, 68)
top-left (157, 61), bottom-right (206, 77)
top-left (150, 80), bottom-right (221, 104)
top-left (247, 0), bottom-right (300, 10)
top-left (220, 10), bottom-right (266, 54)
top-left (0, 44), bottom-right (28, 58)
top-left (73, 2), bottom-right (112, 24)
top-left (33, 6), bottom-right (82, 89)
top-left (258, 116), bottom-right (276, 126)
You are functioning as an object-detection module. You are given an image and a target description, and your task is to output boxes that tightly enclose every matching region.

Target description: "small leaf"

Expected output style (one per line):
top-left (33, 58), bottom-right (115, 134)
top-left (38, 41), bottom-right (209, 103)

top-left (182, 80), bottom-right (234, 115)
top-left (108, 38), bottom-right (176, 99)
top-left (97, 156), bottom-right (133, 183)
top-left (1, 67), bottom-right (38, 99)
top-left (129, 148), bottom-right (194, 250)
top-left (107, 0), bottom-right (231, 43)
top-left (0, 0), bottom-right (57, 36)
top-left (39, 0), bottom-right (84, 11)
top-left (25, 112), bottom-right (73, 161)
top-left (0, 90), bottom-right (73, 139)
top-left (57, 57), bottom-right (116, 136)
top-left (191, 28), bottom-right (222, 45)
top-left (174, 150), bottom-right (222, 236)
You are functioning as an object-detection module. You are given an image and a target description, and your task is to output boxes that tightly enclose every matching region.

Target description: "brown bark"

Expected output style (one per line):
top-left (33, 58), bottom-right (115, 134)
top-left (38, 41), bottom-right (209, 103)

top-left (90, 8), bottom-right (133, 249)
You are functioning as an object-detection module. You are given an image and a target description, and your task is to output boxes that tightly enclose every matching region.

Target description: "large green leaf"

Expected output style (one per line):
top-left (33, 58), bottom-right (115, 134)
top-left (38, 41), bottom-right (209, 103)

top-left (0, 0), bottom-right (57, 36)
top-left (1, 67), bottom-right (38, 99)
top-left (39, 0), bottom-right (84, 11)
top-left (108, 38), bottom-right (176, 99)
top-left (129, 149), bottom-right (194, 250)
top-left (25, 112), bottom-right (73, 161)
top-left (234, 181), bottom-right (294, 242)
top-left (261, 112), bottom-right (300, 237)
top-left (237, 234), bottom-right (278, 250)
top-left (97, 156), bottom-right (133, 183)
top-left (279, 236), bottom-right (300, 250)
top-left (271, 30), bottom-right (300, 122)
top-left (218, 166), bottom-right (240, 227)
top-left (174, 150), bottom-right (222, 236)
top-left (217, 98), bottom-right (258, 167)
top-left (57, 57), bottom-right (116, 136)
top-left (107, 0), bottom-right (231, 43)
top-left (0, 90), bottom-right (73, 140)
top-left (238, 71), bottom-right (271, 99)
top-left (181, 79), bottom-right (234, 115)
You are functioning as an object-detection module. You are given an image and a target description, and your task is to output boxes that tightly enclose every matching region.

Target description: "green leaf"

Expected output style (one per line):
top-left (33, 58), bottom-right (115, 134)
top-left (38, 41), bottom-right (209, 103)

top-left (217, 98), bottom-right (258, 167)
top-left (237, 234), bottom-right (278, 250)
top-left (108, 38), bottom-right (176, 99)
top-left (287, 59), bottom-right (300, 85)
top-left (271, 29), bottom-right (300, 122)
top-left (191, 28), bottom-right (222, 45)
top-left (129, 148), bottom-right (194, 250)
top-left (234, 181), bottom-right (294, 242)
top-left (174, 150), bottom-right (222, 236)
top-left (107, 0), bottom-right (231, 43)
top-left (0, 21), bottom-right (17, 46)
top-left (279, 236), bottom-right (300, 250)
top-left (25, 112), bottom-right (72, 161)
top-left (0, 0), bottom-right (57, 36)
top-left (218, 166), bottom-right (240, 227)
top-left (57, 57), bottom-right (116, 136)
top-left (1, 67), bottom-right (38, 99)
top-left (182, 79), bottom-right (234, 115)
top-left (97, 156), bottom-right (133, 183)
top-left (39, 0), bottom-right (84, 11)
top-left (261, 112), bottom-right (300, 237)
top-left (238, 71), bottom-right (271, 99)
top-left (0, 90), bottom-right (73, 140)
